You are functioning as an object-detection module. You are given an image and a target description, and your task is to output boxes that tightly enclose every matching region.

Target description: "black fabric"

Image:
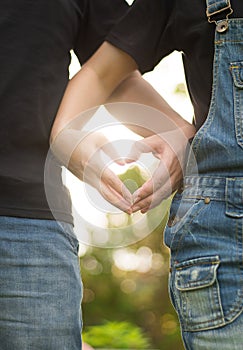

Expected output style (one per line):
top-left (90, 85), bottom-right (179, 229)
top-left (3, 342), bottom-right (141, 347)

top-left (107, 0), bottom-right (243, 130)
top-left (0, 0), bottom-right (128, 222)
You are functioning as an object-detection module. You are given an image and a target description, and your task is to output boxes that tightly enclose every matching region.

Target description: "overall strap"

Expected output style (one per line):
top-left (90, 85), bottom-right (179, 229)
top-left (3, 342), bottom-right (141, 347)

top-left (206, 0), bottom-right (233, 32)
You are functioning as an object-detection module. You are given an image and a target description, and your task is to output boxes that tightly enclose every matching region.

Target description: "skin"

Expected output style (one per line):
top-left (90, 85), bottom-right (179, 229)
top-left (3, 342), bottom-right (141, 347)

top-left (51, 42), bottom-right (196, 214)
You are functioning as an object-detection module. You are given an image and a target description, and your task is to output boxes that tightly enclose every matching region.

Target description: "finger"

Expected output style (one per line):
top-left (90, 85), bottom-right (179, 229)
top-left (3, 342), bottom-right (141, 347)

top-left (132, 160), bottom-right (168, 203)
top-left (132, 165), bottom-right (172, 212)
top-left (99, 169), bottom-right (133, 214)
top-left (132, 193), bottom-right (153, 213)
top-left (83, 151), bottom-right (133, 206)
top-left (93, 133), bottom-right (126, 165)
top-left (84, 167), bottom-right (133, 214)
top-left (140, 207), bottom-right (150, 214)
top-left (132, 183), bottom-right (171, 213)
top-left (132, 178), bottom-right (153, 203)
top-left (86, 145), bottom-right (134, 204)
top-left (125, 139), bottom-right (153, 163)
top-left (101, 142), bottom-right (126, 165)
top-left (100, 181), bottom-right (133, 214)
top-left (101, 167), bottom-right (133, 205)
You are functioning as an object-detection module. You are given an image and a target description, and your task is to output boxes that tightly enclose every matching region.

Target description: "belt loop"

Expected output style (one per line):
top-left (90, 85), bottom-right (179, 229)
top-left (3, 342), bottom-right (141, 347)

top-left (206, 0), bottom-right (233, 32)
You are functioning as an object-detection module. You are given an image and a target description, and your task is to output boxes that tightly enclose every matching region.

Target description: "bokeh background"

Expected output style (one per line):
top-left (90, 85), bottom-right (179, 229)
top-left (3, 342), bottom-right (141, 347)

top-left (68, 6), bottom-right (193, 346)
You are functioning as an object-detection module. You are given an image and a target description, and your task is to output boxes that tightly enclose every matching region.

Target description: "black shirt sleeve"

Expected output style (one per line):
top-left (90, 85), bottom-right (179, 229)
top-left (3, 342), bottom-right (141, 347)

top-left (106, 0), bottom-right (176, 74)
top-left (74, 0), bottom-right (129, 64)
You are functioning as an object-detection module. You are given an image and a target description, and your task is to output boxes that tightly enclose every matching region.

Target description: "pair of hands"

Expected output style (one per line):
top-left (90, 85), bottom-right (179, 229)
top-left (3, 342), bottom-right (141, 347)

top-left (67, 129), bottom-right (190, 215)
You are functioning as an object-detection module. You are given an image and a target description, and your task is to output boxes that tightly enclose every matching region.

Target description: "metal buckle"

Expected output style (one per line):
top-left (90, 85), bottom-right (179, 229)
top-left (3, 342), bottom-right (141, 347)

top-left (216, 19), bottom-right (229, 32)
top-left (207, 0), bottom-right (233, 32)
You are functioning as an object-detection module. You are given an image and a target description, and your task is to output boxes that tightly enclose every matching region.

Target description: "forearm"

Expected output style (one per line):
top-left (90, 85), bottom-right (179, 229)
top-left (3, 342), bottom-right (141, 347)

top-left (51, 66), bottom-right (107, 142)
top-left (50, 42), bottom-right (137, 143)
top-left (106, 71), bottom-right (196, 139)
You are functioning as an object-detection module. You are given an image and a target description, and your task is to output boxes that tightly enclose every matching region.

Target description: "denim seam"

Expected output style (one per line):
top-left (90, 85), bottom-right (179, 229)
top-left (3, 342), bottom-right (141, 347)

top-left (232, 68), bottom-right (243, 148)
top-left (225, 179), bottom-right (243, 216)
top-left (60, 223), bottom-right (79, 255)
top-left (173, 257), bottom-right (225, 331)
top-left (223, 219), bottom-right (243, 321)
top-left (181, 218), bottom-right (243, 331)
top-left (185, 307), bottom-right (243, 333)
top-left (176, 260), bottom-right (220, 270)
top-left (190, 40), bottom-right (219, 158)
top-left (180, 272), bottom-right (225, 331)
top-left (215, 40), bottom-right (243, 44)
top-left (66, 233), bottom-right (79, 254)
top-left (224, 290), bottom-right (243, 322)
top-left (183, 195), bottom-right (224, 201)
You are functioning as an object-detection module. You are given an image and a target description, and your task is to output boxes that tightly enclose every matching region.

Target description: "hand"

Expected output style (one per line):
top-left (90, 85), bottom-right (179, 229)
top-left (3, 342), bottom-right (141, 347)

top-left (128, 127), bottom-right (194, 213)
top-left (52, 129), bottom-right (133, 214)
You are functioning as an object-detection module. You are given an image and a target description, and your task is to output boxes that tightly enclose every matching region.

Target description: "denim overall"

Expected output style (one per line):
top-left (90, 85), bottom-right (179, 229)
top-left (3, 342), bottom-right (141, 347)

top-left (164, 1), bottom-right (243, 348)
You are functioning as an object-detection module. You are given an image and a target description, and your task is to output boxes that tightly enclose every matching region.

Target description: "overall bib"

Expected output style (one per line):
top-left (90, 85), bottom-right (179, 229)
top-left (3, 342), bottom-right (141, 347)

top-left (164, 1), bottom-right (243, 348)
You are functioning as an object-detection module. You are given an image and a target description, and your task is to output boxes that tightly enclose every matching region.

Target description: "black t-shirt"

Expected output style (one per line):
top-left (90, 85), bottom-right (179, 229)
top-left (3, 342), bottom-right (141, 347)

top-left (0, 0), bottom-right (128, 222)
top-left (107, 0), bottom-right (243, 130)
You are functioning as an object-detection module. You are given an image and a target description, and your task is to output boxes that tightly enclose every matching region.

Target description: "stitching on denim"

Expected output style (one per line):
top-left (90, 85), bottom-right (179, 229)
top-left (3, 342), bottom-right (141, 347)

top-left (224, 292), bottom-right (243, 325)
top-left (61, 223), bottom-right (79, 255)
top-left (178, 265), bottom-right (225, 331)
top-left (223, 219), bottom-right (243, 321)
top-left (172, 201), bottom-right (208, 260)
top-left (176, 260), bottom-right (220, 270)
top-left (191, 39), bottom-right (220, 158)
top-left (216, 40), bottom-right (243, 44)
top-left (231, 65), bottom-right (243, 148)
top-left (181, 218), bottom-right (243, 331)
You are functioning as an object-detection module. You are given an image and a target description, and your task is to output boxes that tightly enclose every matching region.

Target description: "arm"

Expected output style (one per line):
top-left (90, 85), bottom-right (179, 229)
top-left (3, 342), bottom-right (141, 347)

top-left (107, 70), bottom-right (194, 138)
top-left (51, 42), bottom-right (194, 141)
top-left (50, 42), bottom-right (138, 213)
top-left (50, 42), bottom-right (195, 213)
top-left (50, 42), bottom-right (137, 142)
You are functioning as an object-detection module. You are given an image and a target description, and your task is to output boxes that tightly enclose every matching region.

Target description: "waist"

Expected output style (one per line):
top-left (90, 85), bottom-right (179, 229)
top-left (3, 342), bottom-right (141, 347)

top-left (183, 175), bottom-right (243, 202)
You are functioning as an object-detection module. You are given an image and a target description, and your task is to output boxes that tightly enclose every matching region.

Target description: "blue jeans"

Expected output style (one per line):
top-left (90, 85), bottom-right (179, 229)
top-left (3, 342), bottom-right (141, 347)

top-left (0, 216), bottom-right (82, 350)
top-left (164, 4), bottom-right (243, 347)
top-left (164, 178), bottom-right (243, 349)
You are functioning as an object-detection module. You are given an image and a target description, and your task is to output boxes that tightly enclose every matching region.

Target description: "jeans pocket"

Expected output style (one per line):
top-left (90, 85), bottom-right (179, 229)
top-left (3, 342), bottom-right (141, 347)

top-left (230, 61), bottom-right (243, 148)
top-left (171, 256), bottom-right (225, 331)
top-left (59, 221), bottom-right (79, 255)
top-left (164, 195), bottom-right (205, 249)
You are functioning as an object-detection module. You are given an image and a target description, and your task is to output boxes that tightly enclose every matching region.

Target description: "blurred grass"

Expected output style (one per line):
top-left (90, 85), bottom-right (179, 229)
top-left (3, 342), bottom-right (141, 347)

top-left (80, 166), bottom-right (184, 350)
top-left (83, 321), bottom-right (152, 349)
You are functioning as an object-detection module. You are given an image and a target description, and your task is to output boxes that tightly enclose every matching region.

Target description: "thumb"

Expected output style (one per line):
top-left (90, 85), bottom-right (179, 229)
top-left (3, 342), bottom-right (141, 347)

top-left (101, 141), bottom-right (126, 165)
top-left (125, 139), bottom-right (153, 163)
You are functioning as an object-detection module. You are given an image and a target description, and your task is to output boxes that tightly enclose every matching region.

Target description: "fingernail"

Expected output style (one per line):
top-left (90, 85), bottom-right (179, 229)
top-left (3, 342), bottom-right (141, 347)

top-left (132, 205), bottom-right (140, 212)
top-left (116, 159), bottom-right (126, 165)
top-left (132, 191), bottom-right (140, 202)
top-left (133, 195), bottom-right (140, 204)
top-left (125, 158), bottom-right (134, 164)
top-left (124, 196), bottom-right (133, 206)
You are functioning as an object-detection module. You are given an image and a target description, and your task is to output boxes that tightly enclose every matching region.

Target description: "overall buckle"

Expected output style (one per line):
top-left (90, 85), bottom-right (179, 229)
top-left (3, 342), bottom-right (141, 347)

top-left (206, 0), bottom-right (233, 32)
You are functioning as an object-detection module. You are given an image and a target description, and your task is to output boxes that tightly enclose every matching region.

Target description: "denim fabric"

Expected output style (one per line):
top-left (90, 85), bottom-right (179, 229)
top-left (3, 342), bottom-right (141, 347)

top-left (164, 3), bottom-right (243, 349)
top-left (0, 216), bottom-right (82, 350)
top-left (206, 0), bottom-right (231, 17)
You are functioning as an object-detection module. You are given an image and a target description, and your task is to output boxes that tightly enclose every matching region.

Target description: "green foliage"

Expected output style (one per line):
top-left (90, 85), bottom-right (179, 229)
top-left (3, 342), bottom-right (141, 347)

top-left (174, 83), bottom-right (187, 95)
top-left (83, 321), bottom-right (151, 349)
top-left (118, 165), bottom-right (147, 194)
